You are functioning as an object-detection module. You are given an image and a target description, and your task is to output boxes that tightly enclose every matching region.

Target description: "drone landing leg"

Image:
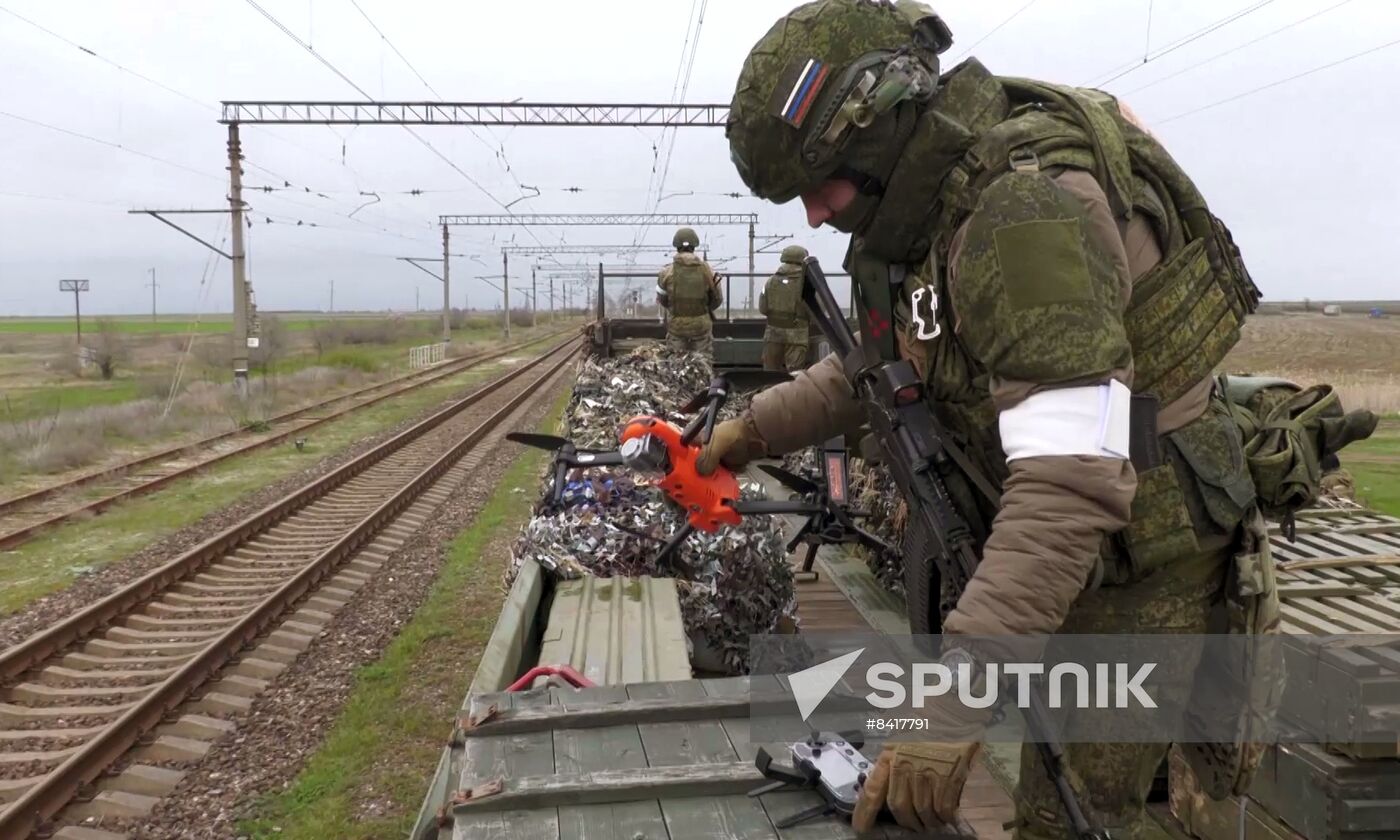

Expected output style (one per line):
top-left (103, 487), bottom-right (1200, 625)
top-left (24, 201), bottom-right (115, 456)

top-left (653, 521), bottom-right (696, 571)
top-left (797, 542), bottom-right (820, 580)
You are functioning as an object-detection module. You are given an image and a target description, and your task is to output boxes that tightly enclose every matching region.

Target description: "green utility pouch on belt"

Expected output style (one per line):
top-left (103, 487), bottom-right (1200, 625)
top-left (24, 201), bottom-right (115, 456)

top-left (1108, 396), bottom-right (1255, 586)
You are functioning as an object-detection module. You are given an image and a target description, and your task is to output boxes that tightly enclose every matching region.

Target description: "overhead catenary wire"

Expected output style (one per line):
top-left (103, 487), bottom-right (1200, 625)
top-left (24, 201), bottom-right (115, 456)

top-left (344, 0), bottom-right (531, 201)
top-left (1084, 0), bottom-right (1281, 88)
top-left (1143, 0), bottom-right (1155, 61)
top-left (945, 0), bottom-right (1042, 64)
top-left (2, 2), bottom-right (441, 236)
top-left (1119, 0), bottom-right (1358, 96)
top-left (0, 109), bottom-right (225, 183)
top-left (631, 0), bottom-right (710, 255)
top-left (1156, 35), bottom-right (1400, 124)
top-left (242, 0), bottom-right (536, 240)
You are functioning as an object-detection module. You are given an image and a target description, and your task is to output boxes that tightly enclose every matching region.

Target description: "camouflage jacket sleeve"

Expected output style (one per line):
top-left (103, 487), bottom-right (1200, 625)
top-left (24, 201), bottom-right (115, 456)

top-left (656, 266), bottom-right (672, 306)
top-left (940, 168), bottom-right (1138, 638)
top-left (705, 263), bottom-right (723, 309)
top-left (747, 350), bottom-right (865, 453)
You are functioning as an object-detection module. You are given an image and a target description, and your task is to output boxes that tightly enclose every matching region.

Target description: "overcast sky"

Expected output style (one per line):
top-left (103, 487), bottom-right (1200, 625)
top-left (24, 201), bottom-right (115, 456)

top-left (2, 0), bottom-right (1397, 316)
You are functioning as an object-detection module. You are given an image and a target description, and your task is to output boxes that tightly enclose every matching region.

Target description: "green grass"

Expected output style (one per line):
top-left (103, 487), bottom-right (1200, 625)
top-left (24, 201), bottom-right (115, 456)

top-left (1343, 415), bottom-right (1400, 515)
top-left (2, 379), bottom-right (142, 420)
top-left (0, 362), bottom-right (516, 615)
top-left (237, 389), bottom-right (567, 840)
top-left (1351, 462), bottom-right (1400, 516)
top-left (0, 313), bottom-right (565, 336)
top-left (0, 315), bottom-right (391, 335)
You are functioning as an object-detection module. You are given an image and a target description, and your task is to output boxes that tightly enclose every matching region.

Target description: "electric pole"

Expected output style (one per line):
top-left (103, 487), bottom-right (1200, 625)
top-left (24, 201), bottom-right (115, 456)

top-left (501, 250), bottom-right (511, 340)
top-left (531, 267), bottom-right (537, 328)
top-left (415, 287), bottom-right (420, 312)
top-left (329, 279), bottom-right (335, 313)
top-left (59, 279), bottom-right (89, 347)
top-left (146, 268), bottom-right (158, 330)
top-left (228, 123), bottom-right (250, 396)
top-left (549, 274), bottom-right (554, 323)
top-left (440, 223), bottom-right (450, 344)
top-left (747, 220), bottom-right (756, 316)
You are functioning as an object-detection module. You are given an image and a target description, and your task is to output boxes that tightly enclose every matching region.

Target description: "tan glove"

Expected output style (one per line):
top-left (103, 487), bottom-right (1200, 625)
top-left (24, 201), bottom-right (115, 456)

top-left (851, 741), bottom-right (980, 834)
top-left (695, 414), bottom-right (768, 475)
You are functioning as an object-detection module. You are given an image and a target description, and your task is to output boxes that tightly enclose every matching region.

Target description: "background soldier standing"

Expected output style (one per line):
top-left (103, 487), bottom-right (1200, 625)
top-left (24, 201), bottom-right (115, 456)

top-left (759, 244), bottom-right (811, 371)
top-left (656, 226), bottom-right (722, 354)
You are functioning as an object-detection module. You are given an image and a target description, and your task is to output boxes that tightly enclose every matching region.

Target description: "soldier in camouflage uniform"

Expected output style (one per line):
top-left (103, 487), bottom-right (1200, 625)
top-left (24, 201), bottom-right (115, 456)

top-left (760, 245), bottom-right (812, 371)
top-left (697, 2), bottom-right (1285, 837)
top-left (657, 227), bottom-right (722, 355)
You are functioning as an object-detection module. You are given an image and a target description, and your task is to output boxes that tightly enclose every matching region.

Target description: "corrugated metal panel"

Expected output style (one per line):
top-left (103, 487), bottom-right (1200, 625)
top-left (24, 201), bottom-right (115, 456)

top-left (445, 679), bottom-right (1012, 840)
top-left (538, 576), bottom-right (691, 686)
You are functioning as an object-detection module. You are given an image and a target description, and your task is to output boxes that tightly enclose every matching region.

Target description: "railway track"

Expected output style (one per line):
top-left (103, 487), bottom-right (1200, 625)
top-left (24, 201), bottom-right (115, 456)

top-left (0, 328), bottom-right (573, 551)
top-left (0, 337), bottom-right (578, 838)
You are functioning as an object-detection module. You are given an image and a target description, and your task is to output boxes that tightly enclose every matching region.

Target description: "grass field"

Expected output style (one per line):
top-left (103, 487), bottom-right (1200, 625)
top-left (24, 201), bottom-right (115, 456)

top-left (0, 360), bottom-right (518, 615)
top-left (0, 313), bottom-right (580, 485)
top-left (0, 312), bottom-right (406, 335)
top-left (1343, 416), bottom-right (1400, 515)
top-left (1224, 312), bottom-right (1400, 515)
top-left (1225, 312), bottom-right (1400, 415)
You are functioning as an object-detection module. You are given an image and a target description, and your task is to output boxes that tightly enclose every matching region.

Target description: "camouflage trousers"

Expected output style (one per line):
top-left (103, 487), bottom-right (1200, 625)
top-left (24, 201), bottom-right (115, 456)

top-left (666, 330), bottom-right (713, 355)
top-left (761, 341), bottom-right (808, 372)
top-left (1013, 546), bottom-right (1229, 840)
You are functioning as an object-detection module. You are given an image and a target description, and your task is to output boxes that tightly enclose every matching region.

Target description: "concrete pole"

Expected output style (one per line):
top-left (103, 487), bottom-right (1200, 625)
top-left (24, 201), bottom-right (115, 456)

top-left (502, 251), bottom-right (512, 339)
top-left (531, 267), bottom-right (537, 328)
top-left (147, 267), bottom-right (158, 329)
top-left (549, 274), bottom-right (555, 323)
top-left (747, 220), bottom-right (756, 317)
top-left (440, 224), bottom-right (451, 344)
top-left (73, 287), bottom-right (82, 346)
top-left (227, 123), bottom-right (250, 397)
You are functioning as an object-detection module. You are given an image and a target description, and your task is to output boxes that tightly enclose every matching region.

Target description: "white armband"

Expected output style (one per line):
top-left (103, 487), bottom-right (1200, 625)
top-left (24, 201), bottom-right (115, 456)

top-left (998, 380), bottom-right (1132, 462)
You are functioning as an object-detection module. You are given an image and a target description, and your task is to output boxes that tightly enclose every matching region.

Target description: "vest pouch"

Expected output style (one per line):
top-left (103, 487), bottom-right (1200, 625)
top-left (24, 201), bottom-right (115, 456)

top-left (1124, 237), bottom-right (1241, 407)
top-left (1105, 459), bottom-right (1198, 586)
top-left (1166, 398), bottom-right (1257, 538)
top-left (1208, 213), bottom-right (1262, 319)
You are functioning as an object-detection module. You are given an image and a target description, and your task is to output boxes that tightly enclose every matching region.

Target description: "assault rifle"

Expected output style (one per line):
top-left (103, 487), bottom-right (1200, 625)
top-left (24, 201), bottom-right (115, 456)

top-left (798, 257), bottom-right (1110, 840)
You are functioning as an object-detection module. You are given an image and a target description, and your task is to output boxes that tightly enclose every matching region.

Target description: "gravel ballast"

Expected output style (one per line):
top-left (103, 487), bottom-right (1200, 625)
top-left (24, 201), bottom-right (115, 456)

top-left (116, 369), bottom-right (570, 840)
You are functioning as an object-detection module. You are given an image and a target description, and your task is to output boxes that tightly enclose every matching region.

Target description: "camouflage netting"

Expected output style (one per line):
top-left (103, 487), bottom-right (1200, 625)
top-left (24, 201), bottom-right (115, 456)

top-left (507, 343), bottom-right (794, 675)
top-left (782, 448), bottom-right (907, 596)
top-left (567, 344), bottom-right (713, 449)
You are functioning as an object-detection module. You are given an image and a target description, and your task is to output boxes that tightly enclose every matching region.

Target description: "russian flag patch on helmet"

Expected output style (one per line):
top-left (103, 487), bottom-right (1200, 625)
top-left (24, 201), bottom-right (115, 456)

top-left (770, 57), bottom-right (830, 128)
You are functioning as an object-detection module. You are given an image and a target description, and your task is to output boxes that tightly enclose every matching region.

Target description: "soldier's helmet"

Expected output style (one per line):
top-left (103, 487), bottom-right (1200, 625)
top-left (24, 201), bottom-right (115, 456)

top-left (726, 0), bottom-right (952, 204)
top-left (780, 245), bottom-right (809, 264)
top-left (673, 227), bottom-right (700, 251)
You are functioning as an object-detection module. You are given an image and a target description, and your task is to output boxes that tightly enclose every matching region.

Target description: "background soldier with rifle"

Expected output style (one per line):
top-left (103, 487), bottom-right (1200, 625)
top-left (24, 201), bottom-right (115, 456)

top-left (700, 1), bottom-right (1374, 837)
top-left (656, 226), bottom-right (723, 355)
top-left (760, 244), bottom-right (813, 371)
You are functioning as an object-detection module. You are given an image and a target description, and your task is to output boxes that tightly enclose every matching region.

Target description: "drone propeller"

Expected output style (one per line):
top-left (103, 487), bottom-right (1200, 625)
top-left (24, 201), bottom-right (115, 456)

top-left (506, 432), bottom-right (574, 452)
top-left (724, 369), bottom-right (795, 391)
top-left (757, 463), bottom-right (821, 497)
